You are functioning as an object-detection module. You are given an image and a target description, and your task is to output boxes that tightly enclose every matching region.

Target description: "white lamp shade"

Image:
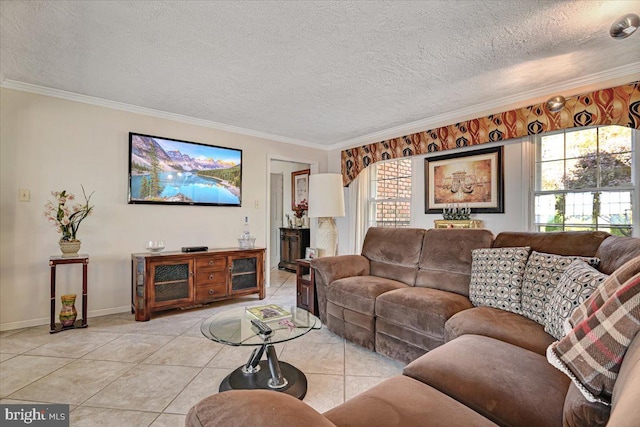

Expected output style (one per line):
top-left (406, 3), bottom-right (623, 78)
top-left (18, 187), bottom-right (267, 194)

top-left (308, 173), bottom-right (345, 218)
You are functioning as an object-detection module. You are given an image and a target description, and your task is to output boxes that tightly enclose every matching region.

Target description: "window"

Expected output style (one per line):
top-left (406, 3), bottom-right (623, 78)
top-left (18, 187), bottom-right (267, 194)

top-left (533, 126), bottom-right (634, 236)
top-left (369, 158), bottom-right (412, 228)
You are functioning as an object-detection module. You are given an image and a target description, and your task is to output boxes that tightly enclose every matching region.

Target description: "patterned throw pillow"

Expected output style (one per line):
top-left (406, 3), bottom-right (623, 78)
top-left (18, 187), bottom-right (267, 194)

top-left (521, 252), bottom-right (599, 325)
top-left (469, 247), bottom-right (531, 314)
top-left (544, 260), bottom-right (608, 340)
top-left (547, 272), bottom-right (640, 405)
top-left (567, 255), bottom-right (640, 331)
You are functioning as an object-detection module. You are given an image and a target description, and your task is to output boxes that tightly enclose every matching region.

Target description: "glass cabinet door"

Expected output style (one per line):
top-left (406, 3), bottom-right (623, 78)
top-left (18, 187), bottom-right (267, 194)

top-left (150, 259), bottom-right (194, 307)
top-left (229, 255), bottom-right (258, 294)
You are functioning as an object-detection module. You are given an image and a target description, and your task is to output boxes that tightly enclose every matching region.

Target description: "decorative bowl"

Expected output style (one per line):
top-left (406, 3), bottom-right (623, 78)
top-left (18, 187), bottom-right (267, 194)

top-left (146, 240), bottom-right (165, 253)
top-left (238, 237), bottom-right (256, 249)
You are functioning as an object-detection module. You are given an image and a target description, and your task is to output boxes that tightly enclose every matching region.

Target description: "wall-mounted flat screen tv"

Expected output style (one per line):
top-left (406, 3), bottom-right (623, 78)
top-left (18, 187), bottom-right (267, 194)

top-left (128, 132), bottom-right (242, 206)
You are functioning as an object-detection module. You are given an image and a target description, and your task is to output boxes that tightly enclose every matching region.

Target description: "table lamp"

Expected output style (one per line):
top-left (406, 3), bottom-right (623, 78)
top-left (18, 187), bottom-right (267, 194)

top-left (308, 173), bottom-right (346, 257)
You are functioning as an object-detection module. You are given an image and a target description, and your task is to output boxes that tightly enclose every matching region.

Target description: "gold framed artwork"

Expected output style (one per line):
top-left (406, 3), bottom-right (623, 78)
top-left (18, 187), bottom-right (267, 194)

top-left (291, 169), bottom-right (310, 209)
top-left (425, 146), bottom-right (504, 214)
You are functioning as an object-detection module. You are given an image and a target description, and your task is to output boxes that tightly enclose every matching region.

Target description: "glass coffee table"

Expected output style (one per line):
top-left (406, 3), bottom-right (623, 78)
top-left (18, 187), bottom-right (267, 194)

top-left (201, 305), bottom-right (321, 399)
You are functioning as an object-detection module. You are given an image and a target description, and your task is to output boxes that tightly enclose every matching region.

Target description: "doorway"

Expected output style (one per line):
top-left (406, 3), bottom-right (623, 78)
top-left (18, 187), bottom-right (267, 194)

top-left (269, 160), bottom-right (311, 269)
top-left (269, 173), bottom-right (283, 266)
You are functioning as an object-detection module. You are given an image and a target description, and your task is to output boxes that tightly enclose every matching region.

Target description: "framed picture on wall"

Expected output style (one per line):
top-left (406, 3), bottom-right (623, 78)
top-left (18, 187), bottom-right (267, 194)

top-left (292, 169), bottom-right (310, 209)
top-left (424, 146), bottom-right (504, 214)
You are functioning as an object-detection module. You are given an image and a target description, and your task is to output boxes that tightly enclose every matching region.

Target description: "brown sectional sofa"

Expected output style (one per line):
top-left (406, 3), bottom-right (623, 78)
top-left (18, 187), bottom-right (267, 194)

top-left (313, 227), bottom-right (638, 363)
top-left (316, 227), bottom-right (495, 362)
top-left (186, 227), bottom-right (640, 426)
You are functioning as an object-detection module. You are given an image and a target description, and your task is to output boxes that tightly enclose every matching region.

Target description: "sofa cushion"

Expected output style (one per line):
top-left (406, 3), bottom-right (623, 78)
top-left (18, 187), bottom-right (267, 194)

top-left (361, 227), bottom-right (425, 286)
top-left (327, 276), bottom-right (408, 316)
top-left (312, 255), bottom-right (371, 324)
top-left (444, 306), bottom-right (554, 355)
top-left (521, 251), bottom-right (600, 325)
top-left (595, 235), bottom-right (640, 275)
top-left (544, 260), bottom-right (608, 340)
top-left (469, 246), bottom-right (531, 314)
top-left (415, 228), bottom-right (494, 296)
top-left (186, 390), bottom-right (336, 427)
top-left (375, 325), bottom-right (435, 363)
top-left (568, 255), bottom-right (640, 330)
top-left (376, 287), bottom-right (473, 340)
top-left (563, 382), bottom-right (610, 427)
top-left (404, 334), bottom-right (570, 427)
top-left (609, 333), bottom-right (640, 426)
top-left (323, 375), bottom-right (498, 427)
top-left (326, 301), bottom-right (377, 351)
top-left (547, 273), bottom-right (640, 404)
top-left (493, 231), bottom-right (609, 256)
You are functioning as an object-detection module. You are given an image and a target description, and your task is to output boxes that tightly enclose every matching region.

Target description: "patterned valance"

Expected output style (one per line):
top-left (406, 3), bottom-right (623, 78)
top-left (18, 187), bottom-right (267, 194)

top-left (341, 81), bottom-right (640, 187)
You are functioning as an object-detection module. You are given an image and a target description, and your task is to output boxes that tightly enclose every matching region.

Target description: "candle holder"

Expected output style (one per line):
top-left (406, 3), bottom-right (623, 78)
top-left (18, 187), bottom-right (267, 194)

top-left (442, 204), bottom-right (471, 220)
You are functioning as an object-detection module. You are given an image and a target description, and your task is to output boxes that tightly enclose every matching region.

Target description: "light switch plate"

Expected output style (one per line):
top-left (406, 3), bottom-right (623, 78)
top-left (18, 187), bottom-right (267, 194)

top-left (18, 189), bottom-right (30, 202)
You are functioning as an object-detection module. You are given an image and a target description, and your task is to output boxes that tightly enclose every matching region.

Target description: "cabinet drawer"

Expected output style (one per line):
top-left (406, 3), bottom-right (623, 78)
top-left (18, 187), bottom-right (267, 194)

top-left (196, 257), bottom-right (227, 270)
top-left (195, 270), bottom-right (227, 287)
top-left (195, 283), bottom-right (227, 302)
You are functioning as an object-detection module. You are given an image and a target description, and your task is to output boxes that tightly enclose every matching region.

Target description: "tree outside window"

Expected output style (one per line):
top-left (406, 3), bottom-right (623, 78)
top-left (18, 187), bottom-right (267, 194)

top-left (534, 126), bottom-right (634, 236)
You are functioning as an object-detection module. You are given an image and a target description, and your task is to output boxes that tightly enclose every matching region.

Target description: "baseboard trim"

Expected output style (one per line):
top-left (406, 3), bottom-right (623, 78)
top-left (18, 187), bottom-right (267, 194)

top-left (0, 305), bottom-right (131, 332)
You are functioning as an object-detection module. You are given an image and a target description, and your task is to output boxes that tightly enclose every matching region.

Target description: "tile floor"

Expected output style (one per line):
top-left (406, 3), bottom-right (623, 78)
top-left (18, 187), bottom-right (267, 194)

top-left (0, 269), bottom-right (405, 426)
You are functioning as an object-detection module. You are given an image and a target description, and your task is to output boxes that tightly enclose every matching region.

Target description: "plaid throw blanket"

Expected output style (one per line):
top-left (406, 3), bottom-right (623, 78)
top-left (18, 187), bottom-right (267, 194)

top-left (547, 272), bottom-right (640, 404)
top-left (567, 255), bottom-right (640, 333)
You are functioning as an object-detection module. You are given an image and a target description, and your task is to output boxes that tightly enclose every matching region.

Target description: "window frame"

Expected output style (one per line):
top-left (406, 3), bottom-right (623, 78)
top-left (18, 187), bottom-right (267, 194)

top-left (530, 125), bottom-right (637, 236)
top-left (368, 157), bottom-right (413, 229)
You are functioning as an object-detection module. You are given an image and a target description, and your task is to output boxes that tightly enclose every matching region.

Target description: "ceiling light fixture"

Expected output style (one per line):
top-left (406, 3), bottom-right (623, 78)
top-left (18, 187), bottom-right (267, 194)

top-left (545, 95), bottom-right (566, 113)
top-left (610, 13), bottom-right (640, 39)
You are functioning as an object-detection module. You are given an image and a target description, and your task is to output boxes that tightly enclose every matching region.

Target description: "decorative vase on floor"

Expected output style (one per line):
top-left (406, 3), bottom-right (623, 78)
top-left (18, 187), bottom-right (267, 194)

top-left (59, 240), bottom-right (81, 257)
top-left (59, 294), bottom-right (78, 327)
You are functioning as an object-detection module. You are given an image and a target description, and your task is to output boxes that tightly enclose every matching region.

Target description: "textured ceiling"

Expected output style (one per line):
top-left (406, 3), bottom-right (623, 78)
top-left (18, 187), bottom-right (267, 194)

top-left (1, 1), bottom-right (640, 148)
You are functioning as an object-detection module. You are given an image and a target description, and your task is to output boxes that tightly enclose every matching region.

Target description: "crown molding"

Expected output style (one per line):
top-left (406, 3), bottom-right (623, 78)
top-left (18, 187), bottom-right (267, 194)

top-left (0, 79), bottom-right (328, 151)
top-left (3, 61), bottom-right (639, 154)
top-left (329, 63), bottom-right (640, 151)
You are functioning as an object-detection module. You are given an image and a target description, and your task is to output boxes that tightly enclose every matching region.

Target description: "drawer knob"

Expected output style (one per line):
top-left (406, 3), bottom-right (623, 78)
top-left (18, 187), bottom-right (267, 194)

top-left (208, 260), bottom-right (214, 266)
top-left (209, 274), bottom-right (214, 280)
top-left (208, 289), bottom-right (215, 295)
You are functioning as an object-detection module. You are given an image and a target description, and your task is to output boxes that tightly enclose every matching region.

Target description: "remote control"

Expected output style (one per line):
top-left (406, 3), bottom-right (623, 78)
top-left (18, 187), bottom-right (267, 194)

top-left (251, 319), bottom-right (273, 335)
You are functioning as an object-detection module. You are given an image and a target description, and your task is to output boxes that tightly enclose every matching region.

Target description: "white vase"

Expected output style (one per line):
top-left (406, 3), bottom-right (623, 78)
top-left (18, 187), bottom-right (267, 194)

top-left (316, 217), bottom-right (338, 257)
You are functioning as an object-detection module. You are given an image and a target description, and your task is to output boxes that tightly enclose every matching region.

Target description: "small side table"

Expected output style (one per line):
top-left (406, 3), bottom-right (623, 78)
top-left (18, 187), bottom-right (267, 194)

top-left (295, 259), bottom-right (317, 316)
top-left (49, 254), bottom-right (89, 334)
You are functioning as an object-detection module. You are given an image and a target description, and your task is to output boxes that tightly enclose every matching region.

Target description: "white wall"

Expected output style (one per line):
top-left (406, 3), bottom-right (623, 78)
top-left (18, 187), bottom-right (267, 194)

top-left (412, 139), bottom-right (529, 233)
top-left (0, 88), bottom-right (327, 330)
top-left (270, 160), bottom-right (311, 226)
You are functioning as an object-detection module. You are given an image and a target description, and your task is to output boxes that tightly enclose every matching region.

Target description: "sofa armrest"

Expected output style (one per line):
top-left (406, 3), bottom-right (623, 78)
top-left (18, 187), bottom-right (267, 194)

top-left (311, 255), bottom-right (370, 323)
top-left (311, 255), bottom-right (371, 285)
top-left (186, 390), bottom-right (336, 427)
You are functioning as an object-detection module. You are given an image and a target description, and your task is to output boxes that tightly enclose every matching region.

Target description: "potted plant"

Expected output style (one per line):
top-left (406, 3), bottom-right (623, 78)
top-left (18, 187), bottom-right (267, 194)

top-left (44, 186), bottom-right (94, 256)
top-left (292, 199), bottom-right (308, 227)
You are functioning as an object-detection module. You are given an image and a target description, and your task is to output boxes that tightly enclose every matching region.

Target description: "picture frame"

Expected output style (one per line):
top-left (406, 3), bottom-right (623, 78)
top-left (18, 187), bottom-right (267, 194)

top-left (424, 146), bottom-right (504, 214)
top-left (292, 169), bottom-right (310, 209)
top-left (305, 247), bottom-right (316, 260)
